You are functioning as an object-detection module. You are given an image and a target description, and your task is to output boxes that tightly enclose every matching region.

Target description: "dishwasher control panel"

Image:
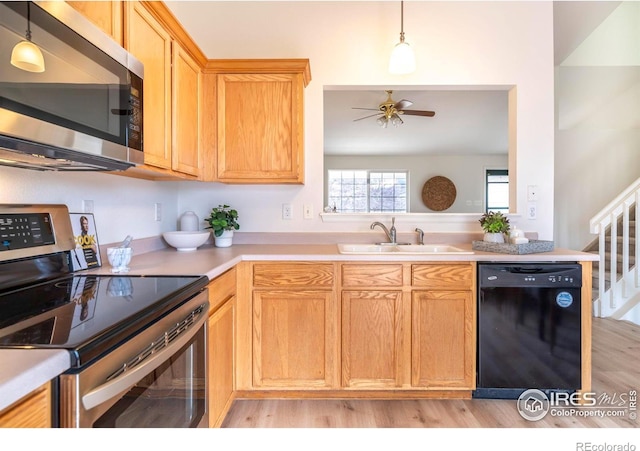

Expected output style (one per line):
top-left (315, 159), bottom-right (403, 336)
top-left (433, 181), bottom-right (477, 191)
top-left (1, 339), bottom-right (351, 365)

top-left (479, 263), bottom-right (582, 288)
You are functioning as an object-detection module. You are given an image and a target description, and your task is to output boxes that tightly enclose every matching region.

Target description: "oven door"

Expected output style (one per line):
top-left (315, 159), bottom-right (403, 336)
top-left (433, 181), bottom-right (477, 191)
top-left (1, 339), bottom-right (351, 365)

top-left (59, 291), bottom-right (209, 428)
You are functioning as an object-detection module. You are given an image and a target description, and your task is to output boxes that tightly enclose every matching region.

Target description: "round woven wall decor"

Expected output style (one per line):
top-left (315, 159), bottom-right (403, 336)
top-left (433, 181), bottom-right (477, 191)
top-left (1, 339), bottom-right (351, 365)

top-left (421, 176), bottom-right (457, 211)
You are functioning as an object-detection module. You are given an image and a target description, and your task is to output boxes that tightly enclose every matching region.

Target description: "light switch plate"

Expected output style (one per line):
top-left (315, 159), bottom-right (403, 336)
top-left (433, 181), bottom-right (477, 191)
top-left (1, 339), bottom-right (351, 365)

top-left (303, 204), bottom-right (313, 219)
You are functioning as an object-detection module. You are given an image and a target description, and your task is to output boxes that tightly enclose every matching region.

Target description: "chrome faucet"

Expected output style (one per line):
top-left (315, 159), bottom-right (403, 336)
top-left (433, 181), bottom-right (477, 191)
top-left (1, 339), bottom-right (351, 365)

top-left (370, 217), bottom-right (397, 244)
top-left (415, 228), bottom-right (424, 245)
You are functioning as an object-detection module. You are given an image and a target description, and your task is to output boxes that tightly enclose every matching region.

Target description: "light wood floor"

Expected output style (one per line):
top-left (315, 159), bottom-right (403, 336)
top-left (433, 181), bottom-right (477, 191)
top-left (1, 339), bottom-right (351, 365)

top-left (221, 317), bottom-right (639, 428)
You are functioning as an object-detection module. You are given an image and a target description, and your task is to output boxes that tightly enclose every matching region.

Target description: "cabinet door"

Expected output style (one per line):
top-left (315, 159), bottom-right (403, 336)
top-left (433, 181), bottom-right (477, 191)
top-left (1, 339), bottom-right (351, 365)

top-left (207, 297), bottom-right (234, 428)
top-left (67, 1), bottom-right (123, 45)
top-left (342, 290), bottom-right (404, 388)
top-left (125, 1), bottom-right (172, 170)
top-left (412, 290), bottom-right (475, 389)
top-left (0, 383), bottom-right (51, 428)
top-left (216, 73), bottom-right (304, 184)
top-left (172, 44), bottom-right (201, 177)
top-left (253, 290), bottom-right (337, 388)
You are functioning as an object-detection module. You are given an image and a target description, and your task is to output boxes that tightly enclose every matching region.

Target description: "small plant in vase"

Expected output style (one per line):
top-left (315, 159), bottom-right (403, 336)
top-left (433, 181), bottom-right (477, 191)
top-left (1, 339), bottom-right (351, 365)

top-left (206, 205), bottom-right (240, 247)
top-left (479, 211), bottom-right (510, 243)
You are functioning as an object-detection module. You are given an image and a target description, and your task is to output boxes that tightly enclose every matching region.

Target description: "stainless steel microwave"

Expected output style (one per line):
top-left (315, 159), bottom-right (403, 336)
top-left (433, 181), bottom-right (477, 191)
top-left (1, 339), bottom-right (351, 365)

top-left (0, 1), bottom-right (143, 171)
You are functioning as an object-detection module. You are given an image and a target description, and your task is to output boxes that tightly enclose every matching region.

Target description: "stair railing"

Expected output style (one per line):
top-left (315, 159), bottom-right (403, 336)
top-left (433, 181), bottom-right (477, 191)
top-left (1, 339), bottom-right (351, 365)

top-left (589, 177), bottom-right (640, 316)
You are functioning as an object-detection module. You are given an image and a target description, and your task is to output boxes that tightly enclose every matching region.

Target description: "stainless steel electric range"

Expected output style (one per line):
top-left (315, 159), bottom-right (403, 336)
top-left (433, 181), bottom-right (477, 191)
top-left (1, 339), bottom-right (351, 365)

top-left (0, 204), bottom-right (209, 428)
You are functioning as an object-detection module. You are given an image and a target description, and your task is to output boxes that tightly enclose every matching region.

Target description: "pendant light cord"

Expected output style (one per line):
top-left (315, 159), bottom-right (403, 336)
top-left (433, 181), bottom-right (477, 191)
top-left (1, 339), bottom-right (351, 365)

top-left (399, 1), bottom-right (405, 43)
top-left (26, 2), bottom-right (32, 42)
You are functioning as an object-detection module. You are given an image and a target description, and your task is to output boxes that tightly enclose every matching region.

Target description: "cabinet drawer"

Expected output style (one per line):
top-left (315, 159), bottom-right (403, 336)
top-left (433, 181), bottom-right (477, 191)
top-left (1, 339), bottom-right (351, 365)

top-left (253, 263), bottom-right (334, 287)
top-left (208, 267), bottom-right (236, 312)
top-left (341, 264), bottom-right (403, 288)
top-left (412, 264), bottom-right (473, 290)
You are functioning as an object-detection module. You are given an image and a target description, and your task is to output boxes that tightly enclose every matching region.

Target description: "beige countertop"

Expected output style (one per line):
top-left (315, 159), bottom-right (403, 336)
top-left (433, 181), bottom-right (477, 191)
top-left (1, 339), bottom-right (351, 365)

top-left (0, 349), bottom-right (70, 412)
top-left (92, 242), bottom-right (598, 280)
top-left (0, 240), bottom-right (597, 413)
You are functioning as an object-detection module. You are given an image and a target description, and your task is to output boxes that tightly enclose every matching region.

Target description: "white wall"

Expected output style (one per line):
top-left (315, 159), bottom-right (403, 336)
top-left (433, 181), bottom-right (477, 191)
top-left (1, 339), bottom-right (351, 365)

top-left (175, 1), bottom-right (556, 238)
top-left (1, 2), bottom-right (556, 243)
top-left (324, 154), bottom-right (508, 213)
top-left (0, 167), bottom-right (180, 245)
top-left (554, 2), bottom-right (640, 250)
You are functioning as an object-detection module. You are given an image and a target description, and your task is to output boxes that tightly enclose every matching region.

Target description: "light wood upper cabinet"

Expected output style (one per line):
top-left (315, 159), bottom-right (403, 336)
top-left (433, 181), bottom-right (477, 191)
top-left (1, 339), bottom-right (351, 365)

top-left (203, 60), bottom-right (311, 184)
top-left (172, 43), bottom-right (201, 176)
top-left (0, 382), bottom-right (51, 428)
top-left (125, 1), bottom-right (172, 172)
top-left (67, 1), bottom-right (123, 45)
top-left (124, 1), bottom-right (201, 179)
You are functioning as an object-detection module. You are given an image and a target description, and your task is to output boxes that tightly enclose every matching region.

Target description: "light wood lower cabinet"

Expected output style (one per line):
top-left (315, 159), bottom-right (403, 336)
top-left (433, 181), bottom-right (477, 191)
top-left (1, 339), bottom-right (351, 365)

top-left (340, 262), bottom-right (475, 391)
top-left (0, 382), bottom-right (51, 428)
top-left (253, 290), bottom-right (336, 388)
top-left (244, 262), bottom-right (339, 389)
top-left (412, 290), bottom-right (474, 388)
top-left (207, 268), bottom-right (236, 428)
top-left (342, 290), bottom-right (404, 388)
top-left (238, 261), bottom-right (476, 394)
top-left (411, 262), bottom-right (476, 389)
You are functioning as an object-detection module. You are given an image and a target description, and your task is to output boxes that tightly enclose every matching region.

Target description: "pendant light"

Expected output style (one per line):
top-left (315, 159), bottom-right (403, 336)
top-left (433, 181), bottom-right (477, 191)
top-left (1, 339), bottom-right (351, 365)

top-left (11, 2), bottom-right (46, 73)
top-left (388, 0), bottom-right (415, 75)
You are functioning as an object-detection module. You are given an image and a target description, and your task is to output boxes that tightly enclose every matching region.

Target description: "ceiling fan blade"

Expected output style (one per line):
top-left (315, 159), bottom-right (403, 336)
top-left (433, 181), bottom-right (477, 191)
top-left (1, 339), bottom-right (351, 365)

top-left (401, 109), bottom-right (436, 117)
top-left (394, 99), bottom-right (413, 110)
top-left (352, 107), bottom-right (380, 111)
top-left (353, 112), bottom-right (383, 122)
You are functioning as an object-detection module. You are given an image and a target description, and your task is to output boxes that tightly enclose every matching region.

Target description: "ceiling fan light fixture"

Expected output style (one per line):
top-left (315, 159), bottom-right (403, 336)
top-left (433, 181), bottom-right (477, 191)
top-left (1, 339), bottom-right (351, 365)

top-left (377, 116), bottom-right (389, 128)
top-left (389, 1), bottom-right (415, 75)
top-left (10, 3), bottom-right (45, 73)
top-left (390, 114), bottom-right (404, 127)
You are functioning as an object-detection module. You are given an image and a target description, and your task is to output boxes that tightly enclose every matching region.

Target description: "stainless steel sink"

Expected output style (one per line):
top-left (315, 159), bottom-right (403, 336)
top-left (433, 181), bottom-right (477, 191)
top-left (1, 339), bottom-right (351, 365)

top-left (337, 243), bottom-right (473, 255)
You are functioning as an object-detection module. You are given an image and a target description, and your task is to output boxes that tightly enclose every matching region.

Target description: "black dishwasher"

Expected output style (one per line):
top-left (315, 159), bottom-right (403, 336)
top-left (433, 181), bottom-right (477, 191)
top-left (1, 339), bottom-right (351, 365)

top-left (474, 262), bottom-right (582, 399)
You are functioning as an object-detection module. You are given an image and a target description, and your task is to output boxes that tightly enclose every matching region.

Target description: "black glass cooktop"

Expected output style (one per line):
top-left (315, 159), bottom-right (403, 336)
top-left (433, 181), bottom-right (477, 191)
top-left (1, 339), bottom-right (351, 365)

top-left (0, 274), bottom-right (208, 367)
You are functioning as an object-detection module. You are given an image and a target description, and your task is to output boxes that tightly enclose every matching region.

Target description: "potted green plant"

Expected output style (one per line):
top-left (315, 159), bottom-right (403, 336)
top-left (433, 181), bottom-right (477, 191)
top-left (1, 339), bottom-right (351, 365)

top-left (206, 204), bottom-right (240, 247)
top-left (479, 211), bottom-right (510, 243)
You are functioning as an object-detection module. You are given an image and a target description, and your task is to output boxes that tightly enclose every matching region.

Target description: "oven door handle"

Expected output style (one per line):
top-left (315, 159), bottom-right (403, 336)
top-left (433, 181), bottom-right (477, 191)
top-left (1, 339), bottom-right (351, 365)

top-left (82, 306), bottom-right (207, 411)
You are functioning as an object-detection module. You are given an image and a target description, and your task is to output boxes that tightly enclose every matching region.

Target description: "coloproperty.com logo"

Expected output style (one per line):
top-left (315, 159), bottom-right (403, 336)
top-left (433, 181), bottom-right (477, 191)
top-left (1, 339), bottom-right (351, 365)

top-left (517, 388), bottom-right (637, 422)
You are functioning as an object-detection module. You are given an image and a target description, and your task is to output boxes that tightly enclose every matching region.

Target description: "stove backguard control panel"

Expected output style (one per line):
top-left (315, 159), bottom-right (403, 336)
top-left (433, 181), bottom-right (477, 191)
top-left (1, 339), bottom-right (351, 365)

top-left (0, 213), bottom-right (56, 252)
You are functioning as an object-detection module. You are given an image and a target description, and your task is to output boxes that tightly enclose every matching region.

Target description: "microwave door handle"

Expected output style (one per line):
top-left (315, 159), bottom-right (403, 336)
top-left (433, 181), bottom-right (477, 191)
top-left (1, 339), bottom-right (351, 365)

top-left (82, 306), bottom-right (208, 411)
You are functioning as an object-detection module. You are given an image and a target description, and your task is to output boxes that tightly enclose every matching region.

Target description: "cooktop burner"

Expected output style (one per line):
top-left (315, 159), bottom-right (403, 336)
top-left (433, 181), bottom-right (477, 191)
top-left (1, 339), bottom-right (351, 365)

top-left (0, 273), bottom-right (208, 368)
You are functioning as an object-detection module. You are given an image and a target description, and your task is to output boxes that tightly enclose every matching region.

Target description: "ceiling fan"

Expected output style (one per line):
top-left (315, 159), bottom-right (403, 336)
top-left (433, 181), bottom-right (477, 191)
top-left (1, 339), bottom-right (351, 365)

top-left (353, 90), bottom-right (435, 128)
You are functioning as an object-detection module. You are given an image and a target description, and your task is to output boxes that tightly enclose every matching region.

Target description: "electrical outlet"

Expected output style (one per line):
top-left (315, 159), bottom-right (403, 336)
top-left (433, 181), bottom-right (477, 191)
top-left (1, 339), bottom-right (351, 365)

top-left (82, 200), bottom-right (94, 214)
top-left (303, 204), bottom-right (313, 219)
top-left (282, 203), bottom-right (292, 220)
top-left (154, 203), bottom-right (162, 222)
top-left (527, 202), bottom-right (537, 220)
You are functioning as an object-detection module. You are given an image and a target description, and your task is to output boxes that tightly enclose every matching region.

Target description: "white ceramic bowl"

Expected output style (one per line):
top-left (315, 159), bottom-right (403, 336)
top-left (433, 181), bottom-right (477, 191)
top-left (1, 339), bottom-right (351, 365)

top-left (162, 231), bottom-right (210, 251)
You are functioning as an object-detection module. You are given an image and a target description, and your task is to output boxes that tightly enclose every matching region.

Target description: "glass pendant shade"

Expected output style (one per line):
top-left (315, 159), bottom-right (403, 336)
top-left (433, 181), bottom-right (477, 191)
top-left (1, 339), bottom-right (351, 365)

top-left (11, 40), bottom-right (45, 73)
top-left (389, 41), bottom-right (415, 75)
top-left (388, 1), bottom-right (415, 75)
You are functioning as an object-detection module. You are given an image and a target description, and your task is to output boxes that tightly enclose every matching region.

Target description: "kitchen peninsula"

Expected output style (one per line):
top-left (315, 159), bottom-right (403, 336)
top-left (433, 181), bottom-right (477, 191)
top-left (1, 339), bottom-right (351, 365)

top-left (0, 239), bottom-right (598, 427)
